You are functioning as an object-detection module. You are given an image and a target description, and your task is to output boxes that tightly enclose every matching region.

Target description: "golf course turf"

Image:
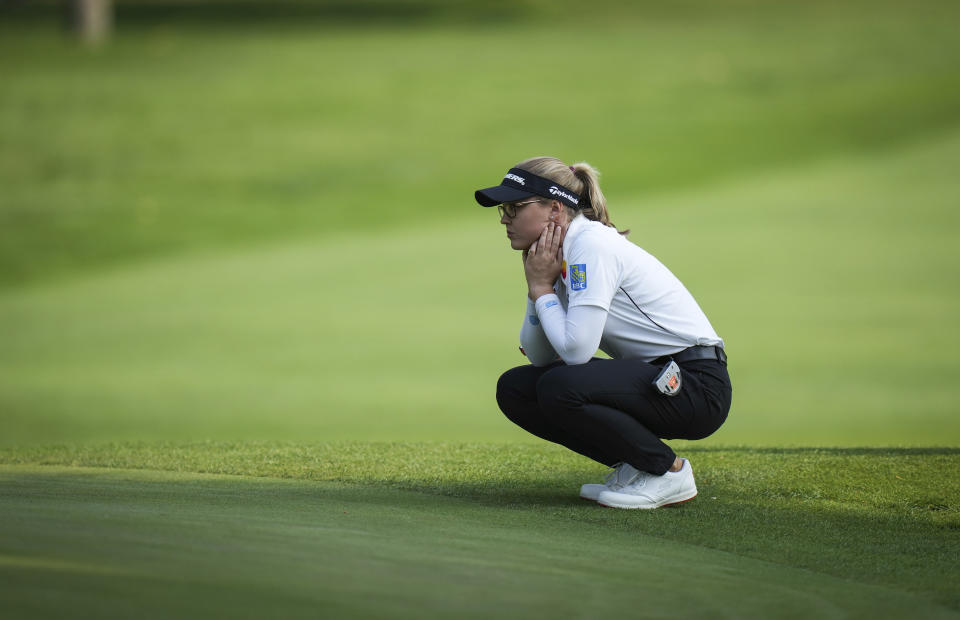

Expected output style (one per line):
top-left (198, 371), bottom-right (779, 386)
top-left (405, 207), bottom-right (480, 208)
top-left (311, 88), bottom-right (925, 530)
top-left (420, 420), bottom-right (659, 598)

top-left (2, 0), bottom-right (959, 617)
top-left (2, 443), bottom-right (959, 618)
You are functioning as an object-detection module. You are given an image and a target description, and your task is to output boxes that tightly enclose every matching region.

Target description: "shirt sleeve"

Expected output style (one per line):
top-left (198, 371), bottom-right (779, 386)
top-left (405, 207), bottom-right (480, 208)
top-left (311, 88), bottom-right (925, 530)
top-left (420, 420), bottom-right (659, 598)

top-left (565, 233), bottom-right (621, 311)
top-left (534, 294), bottom-right (606, 365)
top-left (519, 297), bottom-right (559, 367)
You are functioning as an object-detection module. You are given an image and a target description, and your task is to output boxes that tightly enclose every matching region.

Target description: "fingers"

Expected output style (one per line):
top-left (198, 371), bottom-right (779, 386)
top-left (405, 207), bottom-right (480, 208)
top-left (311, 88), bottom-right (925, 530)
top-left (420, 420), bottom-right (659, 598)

top-left (529, 224), bottom-right (565, 263)
top-left (548, 223), bottom-right (561, 252)
top-left (524, 223), bottom-right (564, 291)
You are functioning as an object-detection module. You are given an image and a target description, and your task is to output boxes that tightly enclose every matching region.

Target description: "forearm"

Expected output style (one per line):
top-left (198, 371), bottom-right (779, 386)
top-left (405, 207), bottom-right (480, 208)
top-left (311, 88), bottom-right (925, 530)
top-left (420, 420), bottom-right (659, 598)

top-left (534, 295), bottom-right (605, 365)
top-left (519, 298), bottom-right (559, 366)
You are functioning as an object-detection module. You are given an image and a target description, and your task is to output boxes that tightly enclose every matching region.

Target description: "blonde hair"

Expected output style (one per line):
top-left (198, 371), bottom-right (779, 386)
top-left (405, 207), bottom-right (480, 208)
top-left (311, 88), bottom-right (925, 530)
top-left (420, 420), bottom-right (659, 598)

top-left (515, 156), bottom-right (628, 235)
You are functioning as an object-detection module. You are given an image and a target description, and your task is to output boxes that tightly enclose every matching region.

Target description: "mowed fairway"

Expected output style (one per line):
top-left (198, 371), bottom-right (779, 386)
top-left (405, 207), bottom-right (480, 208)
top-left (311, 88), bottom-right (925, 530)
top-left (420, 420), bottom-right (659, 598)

top-left (2, 129), bottom-right (958, 446)
top-left (2, 1), bottom-right (960, 617)
top-left (2, 445), bottom-right (959, 619)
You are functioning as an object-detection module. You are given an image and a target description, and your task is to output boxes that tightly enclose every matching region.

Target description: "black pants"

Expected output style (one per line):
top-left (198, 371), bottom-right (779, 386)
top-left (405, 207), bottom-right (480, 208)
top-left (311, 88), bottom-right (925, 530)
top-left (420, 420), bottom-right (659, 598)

top-left (495, 357), bottom-right (732, 476)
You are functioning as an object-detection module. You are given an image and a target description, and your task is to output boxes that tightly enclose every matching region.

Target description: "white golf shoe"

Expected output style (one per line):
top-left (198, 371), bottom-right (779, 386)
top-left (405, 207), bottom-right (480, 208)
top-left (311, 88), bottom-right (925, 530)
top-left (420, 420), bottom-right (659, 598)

top-left (579, 463), bottom-right (645, 501)
top-left (596, 458), bottom-right (698, 509)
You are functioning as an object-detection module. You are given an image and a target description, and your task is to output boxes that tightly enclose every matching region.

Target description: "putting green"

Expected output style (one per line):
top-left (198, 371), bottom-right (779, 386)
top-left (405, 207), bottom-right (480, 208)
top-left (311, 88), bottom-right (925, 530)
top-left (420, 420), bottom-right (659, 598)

top-left (2, 465), bottom-right (957, 619)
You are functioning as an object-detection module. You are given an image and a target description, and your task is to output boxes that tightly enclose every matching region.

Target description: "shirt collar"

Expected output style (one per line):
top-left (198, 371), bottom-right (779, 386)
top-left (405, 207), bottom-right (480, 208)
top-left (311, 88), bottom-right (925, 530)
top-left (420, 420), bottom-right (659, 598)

top-left (563, 214), bottom-right (589, 253)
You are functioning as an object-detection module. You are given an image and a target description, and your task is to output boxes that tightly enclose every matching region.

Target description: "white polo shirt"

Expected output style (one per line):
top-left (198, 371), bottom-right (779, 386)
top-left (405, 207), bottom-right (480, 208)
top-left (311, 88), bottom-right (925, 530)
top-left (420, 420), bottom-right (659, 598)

top-left (529, 214), bottom-right (722, 363)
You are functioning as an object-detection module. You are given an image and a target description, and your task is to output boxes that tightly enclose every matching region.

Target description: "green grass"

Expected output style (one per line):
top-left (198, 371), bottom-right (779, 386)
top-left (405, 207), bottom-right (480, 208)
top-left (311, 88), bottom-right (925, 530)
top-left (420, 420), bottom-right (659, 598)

top-left (2, 127), bottom-right (958, 447)
top-left (3, 0), bottom-right (958, 447)
top-left (2, 2), bottom-right (960, 617)
top-left (2, 0), bottom-right (960, 286)
top-left (2, 443), bottom-right (959, 618)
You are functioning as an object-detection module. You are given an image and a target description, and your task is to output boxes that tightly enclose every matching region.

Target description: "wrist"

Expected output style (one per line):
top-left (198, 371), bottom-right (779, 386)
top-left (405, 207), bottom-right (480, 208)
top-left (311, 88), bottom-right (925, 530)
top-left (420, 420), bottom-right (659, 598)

top-left (528, 286), bottom-right (555, 301)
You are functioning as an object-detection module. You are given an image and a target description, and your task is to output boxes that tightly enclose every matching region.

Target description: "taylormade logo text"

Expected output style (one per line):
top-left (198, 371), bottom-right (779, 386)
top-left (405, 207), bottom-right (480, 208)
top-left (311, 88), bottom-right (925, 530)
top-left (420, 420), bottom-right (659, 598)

top-left (504, 173), bottom-right (525, 185)
top-left (549, 186), bottom-right (579, 205)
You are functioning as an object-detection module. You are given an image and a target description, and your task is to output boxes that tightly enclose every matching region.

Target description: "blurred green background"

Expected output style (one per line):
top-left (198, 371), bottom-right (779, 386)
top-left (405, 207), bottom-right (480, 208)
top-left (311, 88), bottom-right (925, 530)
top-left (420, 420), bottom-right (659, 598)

top-left (1, 0), bottom-right (959, 447)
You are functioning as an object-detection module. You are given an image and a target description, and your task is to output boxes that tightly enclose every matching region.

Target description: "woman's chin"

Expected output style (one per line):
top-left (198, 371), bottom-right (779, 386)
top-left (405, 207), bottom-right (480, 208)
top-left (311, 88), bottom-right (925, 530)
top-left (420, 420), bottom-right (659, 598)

top-left (510, 238), bottom-right (530, 251)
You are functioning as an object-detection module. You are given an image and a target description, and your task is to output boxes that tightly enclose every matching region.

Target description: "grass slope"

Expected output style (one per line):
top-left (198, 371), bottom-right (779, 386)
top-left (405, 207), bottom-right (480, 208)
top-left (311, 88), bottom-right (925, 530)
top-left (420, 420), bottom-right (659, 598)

top-left (1, 443), bottom-right (958, 618)
top-left (2, 0), bottom-right (959, 286)
top-left (1, 129), bottom-right (958, 447)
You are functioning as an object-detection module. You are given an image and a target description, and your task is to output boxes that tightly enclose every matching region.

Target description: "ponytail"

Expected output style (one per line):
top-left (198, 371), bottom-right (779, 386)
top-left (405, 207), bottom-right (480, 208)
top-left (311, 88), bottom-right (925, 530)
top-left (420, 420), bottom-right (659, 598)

top-left (569, 162), bottom-right (628, 235)
top-left (516, 156), bottom-right (628, 235)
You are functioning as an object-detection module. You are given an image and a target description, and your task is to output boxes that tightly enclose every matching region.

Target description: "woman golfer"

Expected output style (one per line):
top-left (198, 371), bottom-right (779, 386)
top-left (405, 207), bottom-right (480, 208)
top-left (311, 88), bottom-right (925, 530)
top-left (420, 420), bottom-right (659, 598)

top-left (475, 157), bottom-right (731, 509)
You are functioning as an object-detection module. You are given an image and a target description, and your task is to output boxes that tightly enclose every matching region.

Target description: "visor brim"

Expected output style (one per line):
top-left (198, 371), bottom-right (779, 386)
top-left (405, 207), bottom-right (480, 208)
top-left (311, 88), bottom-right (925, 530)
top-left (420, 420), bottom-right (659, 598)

top-left (474, 185), bottom-right (536, 207)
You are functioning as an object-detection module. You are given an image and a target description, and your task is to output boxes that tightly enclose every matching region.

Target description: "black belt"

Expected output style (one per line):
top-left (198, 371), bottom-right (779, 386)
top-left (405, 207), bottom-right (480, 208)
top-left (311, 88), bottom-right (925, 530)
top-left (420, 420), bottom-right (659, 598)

top-left (653, 345), bottom-right (727, 366)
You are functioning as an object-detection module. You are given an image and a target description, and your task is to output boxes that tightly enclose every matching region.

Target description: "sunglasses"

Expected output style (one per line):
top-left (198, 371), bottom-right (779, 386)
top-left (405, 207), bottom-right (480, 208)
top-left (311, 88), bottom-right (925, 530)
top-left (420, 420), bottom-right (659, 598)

top-left (497, 199), bottom-right (542, 219)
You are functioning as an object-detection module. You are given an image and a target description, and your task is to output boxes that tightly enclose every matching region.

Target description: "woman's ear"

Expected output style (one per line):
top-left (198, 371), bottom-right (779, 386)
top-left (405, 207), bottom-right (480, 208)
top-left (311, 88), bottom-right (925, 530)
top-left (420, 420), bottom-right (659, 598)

top-left (551, 201), bottom-right (571, 224)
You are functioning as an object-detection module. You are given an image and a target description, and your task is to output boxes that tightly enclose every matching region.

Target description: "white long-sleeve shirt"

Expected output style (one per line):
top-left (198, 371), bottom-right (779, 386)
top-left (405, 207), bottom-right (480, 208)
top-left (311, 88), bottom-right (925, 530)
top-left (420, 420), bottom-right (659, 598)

top-left (519, 298), bottom-right (606, 366)
top-left (518, 214), bottom-right (723, 366)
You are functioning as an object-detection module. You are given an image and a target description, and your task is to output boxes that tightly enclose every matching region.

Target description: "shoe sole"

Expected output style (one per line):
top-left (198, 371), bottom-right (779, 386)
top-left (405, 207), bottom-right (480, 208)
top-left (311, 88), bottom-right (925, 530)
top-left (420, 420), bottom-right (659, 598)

top-left (597, 489), bottom-right (698, 510)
